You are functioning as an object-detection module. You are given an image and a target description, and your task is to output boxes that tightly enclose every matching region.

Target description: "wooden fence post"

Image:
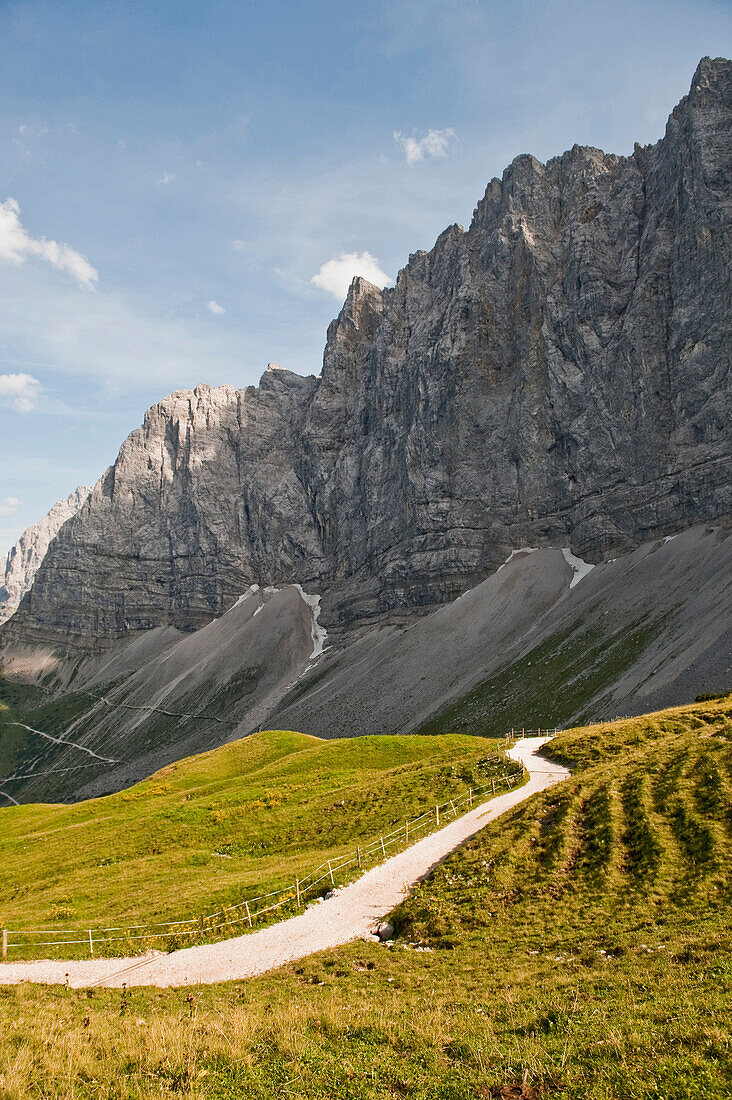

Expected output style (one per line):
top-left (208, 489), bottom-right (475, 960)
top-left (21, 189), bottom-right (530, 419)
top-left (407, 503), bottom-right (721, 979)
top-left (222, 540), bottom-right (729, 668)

top-left (328, 860), bottom-right (335, 885)
top-left (491, 779), bottom-right (495, 795)
top-left (88, 929), bottom-right (94, 956)
top-left (245, 901), bottom-right (252, 928)
top-left (295, 879), bottom-right (301, 908)
top-left (357, 846), bottom-right (362, 868)
top-left (435, 804), bottom-right (440, 827)
top-left (468, 787), bottom-right (473, 807)
top-left (2, 929), bottom-right (6, 959)
top-left (405, 819), bottom-right (409, 843)
top-left (380, 836), bottom-right (386, 858)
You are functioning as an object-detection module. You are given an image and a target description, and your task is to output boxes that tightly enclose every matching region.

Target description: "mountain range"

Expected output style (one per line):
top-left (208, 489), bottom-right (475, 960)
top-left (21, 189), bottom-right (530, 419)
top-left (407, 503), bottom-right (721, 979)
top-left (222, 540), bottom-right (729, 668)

top-left (0, 57), bottom-right (729, 805)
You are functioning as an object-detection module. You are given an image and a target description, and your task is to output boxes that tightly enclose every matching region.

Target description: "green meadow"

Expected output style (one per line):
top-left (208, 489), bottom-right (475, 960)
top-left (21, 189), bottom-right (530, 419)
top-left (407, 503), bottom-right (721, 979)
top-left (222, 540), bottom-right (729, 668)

top-left (0, 728), bottom-right (508, 957)
top-left (0, 695), bottom-right (730, 1098)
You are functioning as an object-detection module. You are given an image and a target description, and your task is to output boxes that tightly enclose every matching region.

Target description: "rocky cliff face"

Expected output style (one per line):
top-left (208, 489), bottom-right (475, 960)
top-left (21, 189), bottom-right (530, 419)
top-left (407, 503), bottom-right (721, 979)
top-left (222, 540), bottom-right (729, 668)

top-left (0, 486), bottom-right (90, 626)
top-left (3, 58), bottom-right (730, 653)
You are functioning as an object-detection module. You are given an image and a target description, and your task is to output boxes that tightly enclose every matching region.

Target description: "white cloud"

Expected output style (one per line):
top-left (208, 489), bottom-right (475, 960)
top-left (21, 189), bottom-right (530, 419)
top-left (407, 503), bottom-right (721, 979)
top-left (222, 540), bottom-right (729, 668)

top-left (207, 300), bottom-right (225, 314)
top-left (231, 239), bottom-right (247, 252)
top-left (0, 372), bottom-right (42, 412)
top-left (0, 198), bottom-right (98, 288)
top-left (157, 172), bottom-right (176, 186)
top-left (310, 251), bottom-right (392, 301)
top-left (393, 127), bottom-right (456, 165)
top-left (0, 274), bottom-right (246, 394)
top-left (18, 123), bottom-right (48, 138)
top-left (0, 497), bottom-right (20, 517)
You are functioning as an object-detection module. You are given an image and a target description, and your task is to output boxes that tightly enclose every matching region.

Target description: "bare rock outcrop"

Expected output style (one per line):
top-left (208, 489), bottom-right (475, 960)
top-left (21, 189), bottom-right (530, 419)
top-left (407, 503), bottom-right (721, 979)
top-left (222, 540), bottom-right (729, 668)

top-left (0, 486), bottom-right (90, 626)
top-left (2, 58), bottom-right (730, 654)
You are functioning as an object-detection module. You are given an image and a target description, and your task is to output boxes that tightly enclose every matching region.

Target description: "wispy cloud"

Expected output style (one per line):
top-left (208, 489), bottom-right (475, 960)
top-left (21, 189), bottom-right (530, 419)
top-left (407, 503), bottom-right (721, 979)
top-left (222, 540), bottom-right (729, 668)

top-left (310, 251), bottom-right (392, 300)
top-left (393, 127), bottom-right (456, 165)
top-left (0, 372), bottom-right (42, 412)
top-left (18, 123), bottom-right (48, 138)
top-left (0, 497), bottom-right (20, 517)
top-left (0, 198), bottom-right (98, 288)
top-left (207, 299), bottom-right (225, 314)
top-left (0, 269), bottom-right (245, 394)
top-left (157, 172), bottom-right (176, 186)
top-left (230, 239), bottom-right (247, 252)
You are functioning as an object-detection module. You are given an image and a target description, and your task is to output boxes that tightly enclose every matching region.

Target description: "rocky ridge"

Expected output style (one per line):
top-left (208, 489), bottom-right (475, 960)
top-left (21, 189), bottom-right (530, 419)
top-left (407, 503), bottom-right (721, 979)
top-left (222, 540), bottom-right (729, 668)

top-left (0, 486), bottom-right (91, 626)
top-left (2, 57), bottom-right (730, 655)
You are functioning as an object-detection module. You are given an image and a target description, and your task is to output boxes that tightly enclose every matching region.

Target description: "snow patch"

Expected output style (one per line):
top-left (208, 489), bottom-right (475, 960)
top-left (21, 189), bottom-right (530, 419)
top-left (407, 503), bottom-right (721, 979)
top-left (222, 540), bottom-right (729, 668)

top-left (227, 584), bottom-right (260, 613)
top-left (561, 548), bottom-right (595, 589)
top-left (292, 584), bottom-right (328, 661)
top-left (227, 582), bottom-right (327, 662)
top-left (663, 535), bottom-right (677, 544)
top-left (496, 547), bottom-right (540, 573)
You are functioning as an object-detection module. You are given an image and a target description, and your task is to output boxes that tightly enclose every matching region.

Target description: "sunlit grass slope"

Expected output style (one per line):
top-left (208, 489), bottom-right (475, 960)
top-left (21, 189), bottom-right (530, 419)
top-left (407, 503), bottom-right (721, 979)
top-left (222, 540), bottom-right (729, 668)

top-left (1, 696), bottom-right (729, 1099)
top-left (398, 694), bottom-right (732, 946)
top-left (0, 728), bottom-right (504, 954)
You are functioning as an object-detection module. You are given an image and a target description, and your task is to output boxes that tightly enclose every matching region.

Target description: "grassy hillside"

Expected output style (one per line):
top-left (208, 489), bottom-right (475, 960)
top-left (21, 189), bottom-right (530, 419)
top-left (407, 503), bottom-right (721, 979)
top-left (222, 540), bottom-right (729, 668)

top-left (0, 727), bottom-right (507, 957)
top-left (0, 696), bottom-right (729, 1099)
top-left (415, 616), bottom-right (667, 737)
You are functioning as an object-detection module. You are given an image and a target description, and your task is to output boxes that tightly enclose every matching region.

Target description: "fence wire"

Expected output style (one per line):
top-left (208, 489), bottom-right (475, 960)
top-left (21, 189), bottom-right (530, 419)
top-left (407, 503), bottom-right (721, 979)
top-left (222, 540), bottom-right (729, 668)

top-left (2, 734), bottom-right (554, 957)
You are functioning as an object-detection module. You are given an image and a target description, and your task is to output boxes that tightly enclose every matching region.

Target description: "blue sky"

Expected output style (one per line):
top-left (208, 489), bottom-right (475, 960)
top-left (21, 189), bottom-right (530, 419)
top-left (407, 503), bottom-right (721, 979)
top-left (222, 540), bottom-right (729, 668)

top-left (0, 0), bottom-right (730, 555)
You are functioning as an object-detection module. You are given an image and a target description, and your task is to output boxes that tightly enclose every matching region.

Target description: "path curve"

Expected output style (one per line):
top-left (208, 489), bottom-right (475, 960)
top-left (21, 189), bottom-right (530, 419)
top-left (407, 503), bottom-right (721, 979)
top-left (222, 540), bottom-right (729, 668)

top-left (0, 738), bottom-right (568, 988)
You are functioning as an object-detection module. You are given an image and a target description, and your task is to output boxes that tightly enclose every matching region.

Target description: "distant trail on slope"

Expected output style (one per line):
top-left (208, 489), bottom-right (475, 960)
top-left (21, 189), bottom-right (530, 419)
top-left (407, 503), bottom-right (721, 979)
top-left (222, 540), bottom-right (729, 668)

top-left (84, 692), bottom-right (224, 723)
top-left (0, 738), bottom-right (570, 989)
top-left (1, 694), bottom-right (225, 793)
top-left (1, 760), bottom-right (114, 784)
top-left (0, 788), bottom-right (20, 805)
top-left (5, 722), bottom-right (117, 763)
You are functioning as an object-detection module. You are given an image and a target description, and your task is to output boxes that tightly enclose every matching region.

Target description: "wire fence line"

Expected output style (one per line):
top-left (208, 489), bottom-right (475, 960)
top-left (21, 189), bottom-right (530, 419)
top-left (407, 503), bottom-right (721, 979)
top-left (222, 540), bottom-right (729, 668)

top-left (2, 730), bottom-right (558, 959)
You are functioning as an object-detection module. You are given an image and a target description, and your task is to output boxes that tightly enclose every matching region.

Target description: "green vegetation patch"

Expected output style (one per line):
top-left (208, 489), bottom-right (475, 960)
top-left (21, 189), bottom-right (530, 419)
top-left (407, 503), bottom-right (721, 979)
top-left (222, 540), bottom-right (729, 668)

top-left (0, 728), bottom-right (506, 957)
top-left (0, 674), bottom-right (101, 793)
top-left (0, 697), bottom-right (730, 1099)
top-left (416, 616), bottom-right (666, 737)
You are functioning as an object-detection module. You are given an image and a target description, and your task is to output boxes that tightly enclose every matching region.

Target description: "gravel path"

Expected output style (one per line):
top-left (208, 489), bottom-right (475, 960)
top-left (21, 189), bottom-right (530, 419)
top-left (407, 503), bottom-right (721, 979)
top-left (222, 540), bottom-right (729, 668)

top-left (0, 738), bottom-right (569, 988)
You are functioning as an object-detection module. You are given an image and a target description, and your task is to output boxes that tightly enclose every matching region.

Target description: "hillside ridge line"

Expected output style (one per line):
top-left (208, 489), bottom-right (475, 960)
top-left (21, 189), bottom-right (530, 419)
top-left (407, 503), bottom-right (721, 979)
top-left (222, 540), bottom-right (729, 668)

top-left (0, 737), bottom-right (569, 988)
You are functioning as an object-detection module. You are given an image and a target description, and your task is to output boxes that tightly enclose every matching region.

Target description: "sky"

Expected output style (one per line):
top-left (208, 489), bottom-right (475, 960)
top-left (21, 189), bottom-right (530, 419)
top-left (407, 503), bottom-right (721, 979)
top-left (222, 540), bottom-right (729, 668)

top-left (0, 0), bottom-right (730, 556)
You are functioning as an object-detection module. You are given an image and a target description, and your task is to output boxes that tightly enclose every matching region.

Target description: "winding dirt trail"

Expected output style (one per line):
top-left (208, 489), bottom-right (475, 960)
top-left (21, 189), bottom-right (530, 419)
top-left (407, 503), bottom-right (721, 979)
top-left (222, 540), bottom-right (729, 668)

top-left (5, 721), bottom-right (117, 762)
top-left (0, 737), bottom-right (569, 989)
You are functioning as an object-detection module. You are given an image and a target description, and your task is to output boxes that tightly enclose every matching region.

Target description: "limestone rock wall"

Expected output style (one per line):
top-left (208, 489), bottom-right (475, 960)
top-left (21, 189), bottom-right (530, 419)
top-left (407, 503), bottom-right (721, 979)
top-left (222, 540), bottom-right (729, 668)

top-left (3, 58), bottom-right (730, 651)
top-left (0, 486), bottom-right (91, 626)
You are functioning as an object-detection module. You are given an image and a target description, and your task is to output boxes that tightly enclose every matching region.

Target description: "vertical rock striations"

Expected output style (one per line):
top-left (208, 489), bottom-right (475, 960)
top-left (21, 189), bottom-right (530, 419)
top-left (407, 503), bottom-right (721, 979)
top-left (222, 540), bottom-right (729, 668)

top-left (2, 58), bottom-right (730, 653)
top-left (0, 486), bottom-right (91, 626)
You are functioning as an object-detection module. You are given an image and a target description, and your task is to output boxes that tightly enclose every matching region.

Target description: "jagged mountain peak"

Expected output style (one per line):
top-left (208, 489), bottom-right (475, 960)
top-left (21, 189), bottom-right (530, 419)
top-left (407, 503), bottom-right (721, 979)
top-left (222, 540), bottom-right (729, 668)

top-left (0, 58), bottom-right (730, 808)
top-left (1, 57), bottom-right (729, 655)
